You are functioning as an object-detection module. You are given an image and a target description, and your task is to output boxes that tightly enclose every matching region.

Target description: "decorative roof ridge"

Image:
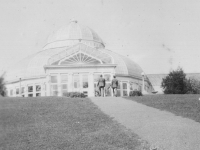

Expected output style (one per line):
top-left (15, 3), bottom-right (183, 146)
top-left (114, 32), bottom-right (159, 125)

top-left (47, 43), bottom-right (112, 65)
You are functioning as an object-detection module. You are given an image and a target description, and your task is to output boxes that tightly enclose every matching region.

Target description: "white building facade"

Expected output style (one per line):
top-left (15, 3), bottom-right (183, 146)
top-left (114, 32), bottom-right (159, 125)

top-left (5, 20), bottom-right (154, 97)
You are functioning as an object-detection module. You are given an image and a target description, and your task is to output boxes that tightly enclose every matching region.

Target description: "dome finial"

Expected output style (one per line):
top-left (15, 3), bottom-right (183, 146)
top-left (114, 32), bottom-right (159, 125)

top-left (70, 18), bottom-right (77, 23)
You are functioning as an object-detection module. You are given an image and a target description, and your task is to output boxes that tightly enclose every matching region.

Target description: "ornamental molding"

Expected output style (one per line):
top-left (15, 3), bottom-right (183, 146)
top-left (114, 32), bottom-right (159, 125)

top-left (47, 43), bottom-right (112, 65)
top-left (58, 51), bottom-right (102, 65)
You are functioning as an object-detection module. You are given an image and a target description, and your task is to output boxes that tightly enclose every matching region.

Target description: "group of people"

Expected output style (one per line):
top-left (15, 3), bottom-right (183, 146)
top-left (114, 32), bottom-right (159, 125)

top-left (96, 75), bottom-right (118, 97)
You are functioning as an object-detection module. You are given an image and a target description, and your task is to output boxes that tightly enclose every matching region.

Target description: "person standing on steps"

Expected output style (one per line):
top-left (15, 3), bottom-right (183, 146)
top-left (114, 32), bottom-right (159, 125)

top-left (97, 75), bottom-right (106, 97)
top-left (111, 75), bottom-right (118, 97)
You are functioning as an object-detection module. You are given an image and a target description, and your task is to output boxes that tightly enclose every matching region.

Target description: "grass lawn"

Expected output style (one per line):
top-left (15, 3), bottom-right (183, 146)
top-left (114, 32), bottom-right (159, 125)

top-left (0, 97), bottom-right (149, 150)
top-left (126, 94), bottom-right (200, 123)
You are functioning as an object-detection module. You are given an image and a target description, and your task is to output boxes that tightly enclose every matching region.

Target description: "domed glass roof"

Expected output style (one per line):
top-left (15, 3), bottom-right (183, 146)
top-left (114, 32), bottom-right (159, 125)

top-left (5, 22), bottom-right (144, 82)
top-left (100, 49), bottom-right (143, 78)
top-left (43, 20), bottom-right (105, 50)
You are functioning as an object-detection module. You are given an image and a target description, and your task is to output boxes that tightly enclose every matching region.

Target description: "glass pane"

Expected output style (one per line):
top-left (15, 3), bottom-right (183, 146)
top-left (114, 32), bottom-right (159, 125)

top-left (117, 90), bottom-right (121, 96)
top-left (10, 90), bottom-right (13, 96)
top-left (36, 93), bottom-right (41, 97)
top-left (94, 83), bottom-right (97, 88)
top-left (51, 85), bottom-right (58, 90)
top-left (62, 90), bottom-right (68, 96)
top-left (130, 83), bottom-right (133, 90)
top-left (53, 91), bottom-right (58, 96)
top-left (44, 84), bottom-right (46, 91)
top-left (131, 84), bottom-right (136, 90)
top-left (16, 88), bottom-right (19, 94)
top-left (74, 82), bottom-right (77, 88)
top-left (105, 88), bottom-right (111, 96)
top-left (94, 83), bottom-right (100, 97)
top-left (82, 75), bottom-right (88, 88)
top-left (51, 76), bottom-right (57, 83)
top-left (21, 87), bottom-right (25, 93)
top-left (28, 86), bottom-right (33, 92)
top-left (36, 85), bottom-right (41, 91)
top-left (74, 75), bottom-right (79, 81)
top-left (62, 84), bottom-right (67, 90)
top-left (117, 83), bottom-right (120, 89)
top-left (94, 74), bottom-right (100, 82)
top-left (28, 94), bottom-right (33, 97)
top-left (138, 85), bottom-right (142, 91)
top-left (61, 75), bottom-right (68, 83)
top-left (123, 83), bottom-right (127, 89)
top-left (74, 75), bottom-right (80, 88)
top-left (104, 74), bottom-right (111, 81)
top-left (82, 75), bottom-right (88, 82)
top-left (83, 82), bottom-right (88, 88)
top-left (105, 83), bottom-right (111, 96)
top-left (123, 90), bottom-right (128, 96)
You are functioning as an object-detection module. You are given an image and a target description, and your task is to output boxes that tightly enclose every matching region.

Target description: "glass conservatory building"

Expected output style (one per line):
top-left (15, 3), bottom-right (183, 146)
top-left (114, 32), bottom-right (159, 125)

top-left (5, 20), bottom-right (154, 97)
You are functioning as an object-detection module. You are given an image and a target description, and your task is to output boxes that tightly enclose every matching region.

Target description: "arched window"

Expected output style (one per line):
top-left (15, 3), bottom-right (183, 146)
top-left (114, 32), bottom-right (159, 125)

top-left (59, 52), bottom-right (102, 65)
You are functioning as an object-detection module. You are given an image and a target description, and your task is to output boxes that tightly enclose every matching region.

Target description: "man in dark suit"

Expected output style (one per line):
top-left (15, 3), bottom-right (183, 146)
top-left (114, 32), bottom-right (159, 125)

top-left (111, 75), bottom-right (118, 97)
top-left (97, 75), bottom-right (106, 97)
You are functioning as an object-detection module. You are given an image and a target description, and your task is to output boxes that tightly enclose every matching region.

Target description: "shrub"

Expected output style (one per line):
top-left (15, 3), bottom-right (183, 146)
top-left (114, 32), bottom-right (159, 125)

top-left (0, 73), bottom-right (6, 97)
top-left (161, 67), bottom-right (200, 94)
top-left (63, 92), bottom-right (86, 98)
top-left (186, 78), bottom-right (200, 94)
top-left (129, 90), bottom-right (143, 97)
top-left (161, 67), bottom-right (187, 94)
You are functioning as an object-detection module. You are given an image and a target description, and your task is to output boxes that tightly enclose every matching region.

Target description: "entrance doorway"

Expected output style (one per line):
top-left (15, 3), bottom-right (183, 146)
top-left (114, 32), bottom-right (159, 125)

top-left (73, 74), bottom-right (89, 96)
top-left (94, 73), bottom-right (112, 97)
top-left (122, 82), bottom-right (128, 96)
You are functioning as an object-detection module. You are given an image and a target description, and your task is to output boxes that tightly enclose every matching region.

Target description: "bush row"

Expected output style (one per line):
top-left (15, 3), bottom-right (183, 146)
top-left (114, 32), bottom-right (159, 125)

top-left (129, 90), bottom-right (143, 97)
top-left (63, 92), bottom-right (86, 98)
top-left (63, 91), bottom-right (143, 98)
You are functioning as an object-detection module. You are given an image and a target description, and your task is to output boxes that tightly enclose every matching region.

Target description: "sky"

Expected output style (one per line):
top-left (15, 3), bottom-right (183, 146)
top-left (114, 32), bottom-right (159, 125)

top-left (0, 0), bottom-right (200, 74)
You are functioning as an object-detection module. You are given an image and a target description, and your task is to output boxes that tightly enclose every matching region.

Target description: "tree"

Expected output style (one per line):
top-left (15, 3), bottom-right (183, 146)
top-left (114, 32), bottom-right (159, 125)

top-left (186, 78), bottom-right (200, 94)
top-left (0, 73), bottom-right (6, 96)
top-left (161, 68), bottom-right (187, 94)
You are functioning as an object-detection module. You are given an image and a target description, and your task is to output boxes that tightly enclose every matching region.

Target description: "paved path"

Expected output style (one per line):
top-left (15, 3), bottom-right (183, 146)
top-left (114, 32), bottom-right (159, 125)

top-left (90, 97), bottom-right (200, 150)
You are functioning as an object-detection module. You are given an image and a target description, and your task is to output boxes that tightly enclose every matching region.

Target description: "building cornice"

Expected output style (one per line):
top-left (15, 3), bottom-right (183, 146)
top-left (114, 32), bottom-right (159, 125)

top-left (5, 75), bottom-right (46, 84)
top-left (44, 64), bottom-right (117, 69)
